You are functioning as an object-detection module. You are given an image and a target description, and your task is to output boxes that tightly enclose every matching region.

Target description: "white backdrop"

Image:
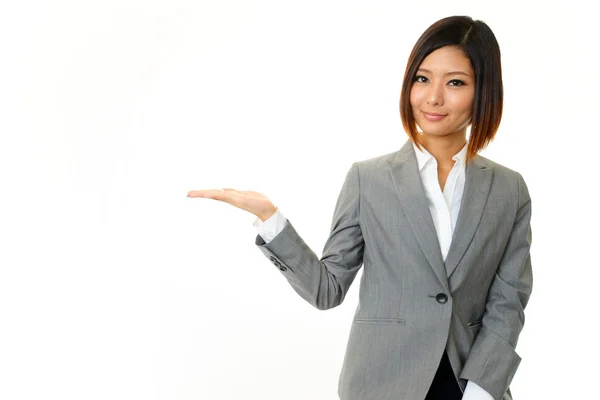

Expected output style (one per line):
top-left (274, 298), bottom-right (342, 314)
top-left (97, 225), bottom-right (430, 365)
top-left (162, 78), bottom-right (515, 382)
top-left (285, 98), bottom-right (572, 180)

top-left (1, 1), bottom-right (597, 399)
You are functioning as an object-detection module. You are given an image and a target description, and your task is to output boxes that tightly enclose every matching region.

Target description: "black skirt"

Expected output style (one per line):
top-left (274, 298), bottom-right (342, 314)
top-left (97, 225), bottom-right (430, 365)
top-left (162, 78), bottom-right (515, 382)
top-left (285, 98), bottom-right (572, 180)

top-left (424, 350), bottom-right (463, 400)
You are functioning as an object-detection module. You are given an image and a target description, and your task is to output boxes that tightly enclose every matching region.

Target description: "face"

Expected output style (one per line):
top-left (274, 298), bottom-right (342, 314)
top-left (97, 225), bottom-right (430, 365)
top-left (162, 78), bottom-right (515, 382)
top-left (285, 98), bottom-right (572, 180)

top-left (409, 45), bottom-right (475, 141)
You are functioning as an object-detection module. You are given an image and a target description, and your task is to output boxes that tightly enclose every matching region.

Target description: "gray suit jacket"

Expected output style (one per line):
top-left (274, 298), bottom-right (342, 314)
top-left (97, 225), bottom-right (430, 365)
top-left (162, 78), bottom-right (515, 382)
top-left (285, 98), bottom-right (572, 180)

top-left (255, 139), bottom-right (533, 400)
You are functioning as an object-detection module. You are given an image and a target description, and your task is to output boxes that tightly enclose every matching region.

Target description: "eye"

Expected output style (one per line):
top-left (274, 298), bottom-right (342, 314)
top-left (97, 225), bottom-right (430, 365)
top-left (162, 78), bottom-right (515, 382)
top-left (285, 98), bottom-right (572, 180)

top-left (448, 79), bottom-right (465, 86)
top-left (414, 75), bottom-right (428, 83)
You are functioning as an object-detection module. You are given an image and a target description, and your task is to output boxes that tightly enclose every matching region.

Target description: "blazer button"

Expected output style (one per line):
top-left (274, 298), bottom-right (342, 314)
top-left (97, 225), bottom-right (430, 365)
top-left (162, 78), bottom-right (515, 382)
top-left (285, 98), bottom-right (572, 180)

top-left (278, 266), bottom-right (287, 272)
top-left (436, 293), bottom-right (448, 304)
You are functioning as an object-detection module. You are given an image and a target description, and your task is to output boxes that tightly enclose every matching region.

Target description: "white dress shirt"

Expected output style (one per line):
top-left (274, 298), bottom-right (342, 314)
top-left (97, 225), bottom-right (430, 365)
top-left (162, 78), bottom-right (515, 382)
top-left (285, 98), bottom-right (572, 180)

top-left (253, 142), bottom-right (493, 400)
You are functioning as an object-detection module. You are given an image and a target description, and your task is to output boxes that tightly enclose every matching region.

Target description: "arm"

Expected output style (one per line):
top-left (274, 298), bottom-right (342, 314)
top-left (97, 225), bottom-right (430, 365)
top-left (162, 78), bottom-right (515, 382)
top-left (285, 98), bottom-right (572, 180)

top-left (253, 208), bottom-right (288, 244)
top-left (254, 162), bottom-right (364, 310)
top-left (256, 195), bottom-right (495, 400)
top-left (459, 172), bottom-right (533, 400)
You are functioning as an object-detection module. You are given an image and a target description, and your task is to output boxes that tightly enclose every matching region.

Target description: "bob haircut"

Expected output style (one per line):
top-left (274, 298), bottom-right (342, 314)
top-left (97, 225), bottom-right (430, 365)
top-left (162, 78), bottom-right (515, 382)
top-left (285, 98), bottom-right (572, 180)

top-left (399, 16), bottom-right (503, 162)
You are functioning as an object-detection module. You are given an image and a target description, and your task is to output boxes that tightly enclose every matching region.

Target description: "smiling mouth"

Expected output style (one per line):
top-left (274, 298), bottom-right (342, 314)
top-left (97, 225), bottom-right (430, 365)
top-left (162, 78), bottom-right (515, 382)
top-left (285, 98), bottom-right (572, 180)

top-left (422, 111), bottom-right (447, 121)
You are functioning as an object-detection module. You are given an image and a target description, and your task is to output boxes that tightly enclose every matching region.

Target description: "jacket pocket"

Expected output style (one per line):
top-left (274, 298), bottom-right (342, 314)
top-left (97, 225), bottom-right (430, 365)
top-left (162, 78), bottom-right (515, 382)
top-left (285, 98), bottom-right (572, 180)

top-left (354, 318), bottom-right (406, 326)
top-left (467, 320), bottom-right (483, 328)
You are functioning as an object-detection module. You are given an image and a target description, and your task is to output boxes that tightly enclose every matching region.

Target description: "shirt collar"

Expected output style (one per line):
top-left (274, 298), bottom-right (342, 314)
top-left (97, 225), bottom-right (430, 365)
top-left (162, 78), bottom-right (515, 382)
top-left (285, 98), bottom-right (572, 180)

top-left (412, 141), bottom-right (468, 171)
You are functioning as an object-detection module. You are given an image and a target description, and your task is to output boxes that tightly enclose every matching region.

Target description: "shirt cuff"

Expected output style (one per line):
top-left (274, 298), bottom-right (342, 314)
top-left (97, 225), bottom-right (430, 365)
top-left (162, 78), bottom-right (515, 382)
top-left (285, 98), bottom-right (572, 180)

top-left (462, 380), bottom-right (494, 400)
top-left (253, 208), bottom-right (286, 244)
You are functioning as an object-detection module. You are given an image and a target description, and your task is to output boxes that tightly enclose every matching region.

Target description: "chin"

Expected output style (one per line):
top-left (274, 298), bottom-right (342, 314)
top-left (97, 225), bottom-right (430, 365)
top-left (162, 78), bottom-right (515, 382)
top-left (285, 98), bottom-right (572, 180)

top-left (417, 125), bottom-right (454, 137)
top-left (417, 122), bottom-right (466, 138)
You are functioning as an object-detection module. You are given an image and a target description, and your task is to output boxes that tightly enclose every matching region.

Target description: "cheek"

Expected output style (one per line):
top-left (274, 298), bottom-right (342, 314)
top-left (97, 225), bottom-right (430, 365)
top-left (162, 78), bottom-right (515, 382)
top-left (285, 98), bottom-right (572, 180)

top-left (409, 87), bottom-right (423, 109)
top-left (449, 92), bottom-right (474, 116)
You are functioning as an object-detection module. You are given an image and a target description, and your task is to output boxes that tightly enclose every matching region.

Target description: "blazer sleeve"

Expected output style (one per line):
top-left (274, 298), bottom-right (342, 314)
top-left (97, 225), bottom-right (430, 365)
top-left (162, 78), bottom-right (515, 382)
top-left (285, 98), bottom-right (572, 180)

top-left (254, 162), bottom-right (365, 310)
top-left (459, 172), bottom-right (533, 400)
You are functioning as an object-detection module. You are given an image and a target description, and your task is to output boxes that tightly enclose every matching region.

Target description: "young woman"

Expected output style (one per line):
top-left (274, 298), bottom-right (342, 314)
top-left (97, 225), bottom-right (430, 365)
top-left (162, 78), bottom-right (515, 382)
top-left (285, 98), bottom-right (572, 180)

top-left (188, 15), bottom-right (532, 400)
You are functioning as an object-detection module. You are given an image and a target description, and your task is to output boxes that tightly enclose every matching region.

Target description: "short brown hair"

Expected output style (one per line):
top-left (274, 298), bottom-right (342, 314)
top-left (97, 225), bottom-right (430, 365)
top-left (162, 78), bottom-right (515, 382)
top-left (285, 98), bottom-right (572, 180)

top-left (399, 16), bottom-right (503, 162)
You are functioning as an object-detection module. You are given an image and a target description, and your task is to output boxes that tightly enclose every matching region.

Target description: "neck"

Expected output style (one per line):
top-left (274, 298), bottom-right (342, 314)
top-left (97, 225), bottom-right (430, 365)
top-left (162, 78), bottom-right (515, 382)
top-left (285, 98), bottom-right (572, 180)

top-left (417, 132), bottom-right (467, 167)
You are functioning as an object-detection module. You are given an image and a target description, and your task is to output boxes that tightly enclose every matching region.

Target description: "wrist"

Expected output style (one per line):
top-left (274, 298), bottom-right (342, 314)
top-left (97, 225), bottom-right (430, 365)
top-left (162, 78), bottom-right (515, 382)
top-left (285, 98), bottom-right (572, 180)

top-left (257, 206), bottom-right (277, 222)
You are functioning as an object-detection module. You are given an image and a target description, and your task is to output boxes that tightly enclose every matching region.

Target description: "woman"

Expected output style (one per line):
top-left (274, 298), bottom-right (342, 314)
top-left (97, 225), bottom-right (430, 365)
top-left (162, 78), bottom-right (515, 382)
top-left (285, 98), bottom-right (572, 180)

top-left (188, 15), bottom-right (532, 400)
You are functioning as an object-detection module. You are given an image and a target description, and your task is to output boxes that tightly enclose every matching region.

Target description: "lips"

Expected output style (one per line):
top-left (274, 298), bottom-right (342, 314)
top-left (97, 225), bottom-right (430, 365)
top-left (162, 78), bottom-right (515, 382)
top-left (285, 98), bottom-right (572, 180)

top-left (422, 111), bottom-right (447, 121)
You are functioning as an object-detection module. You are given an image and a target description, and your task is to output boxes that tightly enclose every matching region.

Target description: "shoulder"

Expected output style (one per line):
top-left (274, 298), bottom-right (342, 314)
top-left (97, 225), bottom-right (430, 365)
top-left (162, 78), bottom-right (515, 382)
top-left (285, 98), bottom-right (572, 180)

top-left (344, 148), bottom-right (412, 192)
top-left (477, 155), bottom-right (530, 201)
top-left (348, 139), bottom-right (415, 174)
top-left (477, 154), bottom-right (525, 180)
top-left (353, 150), bottom-right (401, 172)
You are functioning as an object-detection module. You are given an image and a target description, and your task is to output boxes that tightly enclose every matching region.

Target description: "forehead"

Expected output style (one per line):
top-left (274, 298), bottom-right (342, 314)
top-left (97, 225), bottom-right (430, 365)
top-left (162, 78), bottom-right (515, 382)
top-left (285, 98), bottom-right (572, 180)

top-left (418, 46), bottom-right (473, 75)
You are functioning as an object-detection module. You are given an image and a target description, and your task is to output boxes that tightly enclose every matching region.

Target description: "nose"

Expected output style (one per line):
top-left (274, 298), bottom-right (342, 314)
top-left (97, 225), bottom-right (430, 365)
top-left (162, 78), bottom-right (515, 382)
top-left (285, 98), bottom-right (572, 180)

top-left (427, 83), bottom-right (444, 106)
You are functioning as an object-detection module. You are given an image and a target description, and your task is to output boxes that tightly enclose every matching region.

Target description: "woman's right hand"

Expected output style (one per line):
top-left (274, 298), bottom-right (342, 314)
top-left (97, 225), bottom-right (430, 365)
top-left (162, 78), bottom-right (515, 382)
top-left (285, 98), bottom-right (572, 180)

top-left (186, 188), bottom-right (278, 222)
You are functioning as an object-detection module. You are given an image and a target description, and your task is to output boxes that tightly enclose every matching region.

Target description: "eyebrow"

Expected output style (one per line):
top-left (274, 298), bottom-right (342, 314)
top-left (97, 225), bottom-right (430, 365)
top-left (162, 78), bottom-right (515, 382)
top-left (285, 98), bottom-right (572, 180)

top-left (417, 68), bottom-right (472, 77)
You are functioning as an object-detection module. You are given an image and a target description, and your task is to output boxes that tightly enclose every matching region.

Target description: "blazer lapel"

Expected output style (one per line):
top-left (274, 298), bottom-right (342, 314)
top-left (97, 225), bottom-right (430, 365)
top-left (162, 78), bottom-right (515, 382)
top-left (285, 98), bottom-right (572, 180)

top-left (444, 155), bottom-right (493, 278)
top-left (388, 140), bottom-right (448, 292)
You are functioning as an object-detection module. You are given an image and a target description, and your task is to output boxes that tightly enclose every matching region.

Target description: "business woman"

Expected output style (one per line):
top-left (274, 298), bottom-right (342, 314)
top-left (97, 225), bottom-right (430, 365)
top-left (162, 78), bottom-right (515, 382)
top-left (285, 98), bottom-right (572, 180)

top-left (188, 16), bottom-right (533, 400)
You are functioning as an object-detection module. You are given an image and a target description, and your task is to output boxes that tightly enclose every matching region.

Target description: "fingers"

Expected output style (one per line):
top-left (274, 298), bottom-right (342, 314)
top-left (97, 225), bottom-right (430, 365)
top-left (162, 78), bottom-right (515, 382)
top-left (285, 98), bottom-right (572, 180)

top-left (235, 190), bottom-right (268, 199)
top-left (186, 187), bottom-right (273, 218)
top-left (186, 189), bottom-right (267, 211)
top-left (187, 189), bottom-right (227, 198)
top-left (188, 188), bottom-right (247, 196)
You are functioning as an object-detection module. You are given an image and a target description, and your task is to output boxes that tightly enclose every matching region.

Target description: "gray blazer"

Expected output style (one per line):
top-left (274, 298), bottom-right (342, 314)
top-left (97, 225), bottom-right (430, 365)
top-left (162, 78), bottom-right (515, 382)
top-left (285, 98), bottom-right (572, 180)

top-left (255, 139), bottom-right (533, 400)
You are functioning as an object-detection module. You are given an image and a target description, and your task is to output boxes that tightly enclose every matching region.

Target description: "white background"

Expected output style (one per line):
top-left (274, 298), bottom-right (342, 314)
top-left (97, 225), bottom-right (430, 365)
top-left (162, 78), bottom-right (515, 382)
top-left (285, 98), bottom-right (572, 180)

top-left (1, 1), bottom-right (597, 399)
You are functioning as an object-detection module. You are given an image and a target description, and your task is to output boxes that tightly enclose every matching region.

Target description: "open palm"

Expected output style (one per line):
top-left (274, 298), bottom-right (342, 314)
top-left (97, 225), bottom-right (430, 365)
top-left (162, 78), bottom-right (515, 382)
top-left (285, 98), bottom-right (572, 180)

top-left (187, 188), bottom-right (277, 222)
